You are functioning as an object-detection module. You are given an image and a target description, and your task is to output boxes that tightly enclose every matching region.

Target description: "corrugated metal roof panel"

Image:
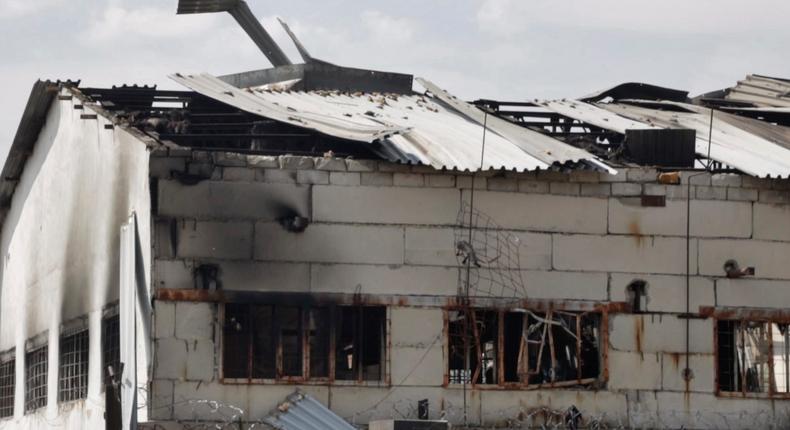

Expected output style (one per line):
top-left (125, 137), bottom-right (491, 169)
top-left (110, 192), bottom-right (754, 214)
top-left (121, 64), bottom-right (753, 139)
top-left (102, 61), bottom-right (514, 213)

top-left (263, 391), bottom-right (355, 430)
top-left (597, 101), bottom-right (790, 178)
top-left (171, 73), bottom-right (614, 173)
top-left (539, 99), bottom-right (658, 133)
top-left (726, 74), bottom-right (790, 108)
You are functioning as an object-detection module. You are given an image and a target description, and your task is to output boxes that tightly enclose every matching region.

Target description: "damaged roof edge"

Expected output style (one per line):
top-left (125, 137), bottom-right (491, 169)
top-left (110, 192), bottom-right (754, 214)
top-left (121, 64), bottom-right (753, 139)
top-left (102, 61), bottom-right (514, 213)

top-left (0, 81), bottom-right (62, 221)
top-left (579, 82), bottom-right (690, 103)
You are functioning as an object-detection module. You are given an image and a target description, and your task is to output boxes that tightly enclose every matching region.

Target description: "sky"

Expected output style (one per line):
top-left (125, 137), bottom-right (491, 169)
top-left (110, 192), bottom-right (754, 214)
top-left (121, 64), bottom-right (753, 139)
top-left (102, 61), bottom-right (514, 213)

top-left (1, 0), bottom-right (789, 164)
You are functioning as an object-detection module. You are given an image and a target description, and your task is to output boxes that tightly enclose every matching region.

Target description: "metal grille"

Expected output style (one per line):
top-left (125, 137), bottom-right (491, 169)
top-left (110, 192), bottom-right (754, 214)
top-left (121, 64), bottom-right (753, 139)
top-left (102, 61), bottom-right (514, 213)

top-left (102, 315), bottom-right (121, 384)
top-left (0, 357), bottom-right (14, 417)
top-left (59, 331), bottom-right (89, 402)
top-left (25, 346), bottom-right (47, 413)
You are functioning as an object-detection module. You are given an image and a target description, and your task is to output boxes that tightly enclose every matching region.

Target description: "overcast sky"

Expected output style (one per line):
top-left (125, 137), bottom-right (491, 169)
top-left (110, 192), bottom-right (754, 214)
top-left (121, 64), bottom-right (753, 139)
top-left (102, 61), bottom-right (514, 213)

top-left (1, 0), bottom-right (789, 164)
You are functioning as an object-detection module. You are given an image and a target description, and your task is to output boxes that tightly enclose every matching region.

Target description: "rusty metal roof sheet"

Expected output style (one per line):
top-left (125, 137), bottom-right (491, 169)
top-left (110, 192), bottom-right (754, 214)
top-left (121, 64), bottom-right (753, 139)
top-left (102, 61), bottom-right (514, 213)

top-left (170, 73), bottom-right (614, 173)
top-left (725, 74), bottom-right (790, 108)
top-left (263, 391), bottom-right (355, 430)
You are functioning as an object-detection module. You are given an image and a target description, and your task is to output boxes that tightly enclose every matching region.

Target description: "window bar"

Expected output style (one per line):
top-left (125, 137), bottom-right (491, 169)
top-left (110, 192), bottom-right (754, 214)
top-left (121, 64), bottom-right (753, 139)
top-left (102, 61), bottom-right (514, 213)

top-left (576, 315), bottom-right (583, 383)
top-left (534, 319), bottom-right (549, 379)
top-left (470, 311), bottom-right (482, 384)
top-left (275, 308), bottom-right (283, 380)
top-left (785, 327), bottom-right (789, 394)
top-left (329, 306), bottom-right (337, 383)
top-left (302, 306), bottom-right (310, 380)
top-left (740, 322), bottom-right (747, 396)
top-left (356, 307), bottom-right (363, 383)
top-left (548, 310), bottom-right (557, 384)
top-left (497, 311), bottom-right (505, 386)
top-left (768, 322), bottom-right (776, 396)
top-left (246, 305), bottom-right (253, 382)
top-left (518, 313), bottom-right (529, 383)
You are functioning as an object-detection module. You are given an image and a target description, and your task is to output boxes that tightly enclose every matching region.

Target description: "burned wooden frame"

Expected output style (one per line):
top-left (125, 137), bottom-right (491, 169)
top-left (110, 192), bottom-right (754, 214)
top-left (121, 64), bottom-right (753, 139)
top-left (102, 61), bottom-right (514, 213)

top-left (445, 308), bottom-right (603, 389)
top-left (220, 303), bottom-right (387, 385)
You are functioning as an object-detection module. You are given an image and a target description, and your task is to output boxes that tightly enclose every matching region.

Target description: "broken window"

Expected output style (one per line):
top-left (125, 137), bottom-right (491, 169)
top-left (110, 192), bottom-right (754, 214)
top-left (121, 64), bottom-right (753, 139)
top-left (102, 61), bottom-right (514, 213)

top-left (0, 353), bottom-right (14, 418)
top-left (102, 314), bottom-right (120, 386)
top-left (718, 320), bottom-right (790, 396)
top-left (223, 303), bottom-right (386, 383)
top-left (25, 346), bottom-right (47, 413)
top-left (448, 308), bottom-right (601, 387)
top-left (59, 330), bottom-right (89, 402)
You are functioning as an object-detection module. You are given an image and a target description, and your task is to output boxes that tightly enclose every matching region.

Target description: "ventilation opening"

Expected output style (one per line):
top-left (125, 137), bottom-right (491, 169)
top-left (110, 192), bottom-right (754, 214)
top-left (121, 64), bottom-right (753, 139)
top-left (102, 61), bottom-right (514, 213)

top-left (627, 280), bottom-right (649, 313)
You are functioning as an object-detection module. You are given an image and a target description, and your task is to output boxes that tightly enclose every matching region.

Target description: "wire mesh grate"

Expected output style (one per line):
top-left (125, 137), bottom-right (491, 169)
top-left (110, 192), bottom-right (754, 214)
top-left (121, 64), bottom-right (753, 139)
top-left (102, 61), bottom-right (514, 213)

top-left (0, 357), bottom-right (14, 418)
top-left (25, 346), bottom-right (47, 413)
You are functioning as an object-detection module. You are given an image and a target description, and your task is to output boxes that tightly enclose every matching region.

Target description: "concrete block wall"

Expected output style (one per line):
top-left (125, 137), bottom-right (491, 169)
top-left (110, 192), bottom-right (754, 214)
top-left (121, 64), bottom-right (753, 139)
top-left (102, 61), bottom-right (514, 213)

top-left (148, 152), bottom-right (790, 429)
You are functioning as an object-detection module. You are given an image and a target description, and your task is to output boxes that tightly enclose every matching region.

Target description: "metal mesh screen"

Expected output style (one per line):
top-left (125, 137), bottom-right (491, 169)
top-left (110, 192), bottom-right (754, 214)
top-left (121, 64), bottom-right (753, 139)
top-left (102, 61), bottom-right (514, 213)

top-left (102, 315), bottom-right (121, 384)
top-left (0, 357), bottom-right (14, 417)
top-left (59, 331), bottom-right (89, 402)
top-left (25, 346), bottom-right (47, 413)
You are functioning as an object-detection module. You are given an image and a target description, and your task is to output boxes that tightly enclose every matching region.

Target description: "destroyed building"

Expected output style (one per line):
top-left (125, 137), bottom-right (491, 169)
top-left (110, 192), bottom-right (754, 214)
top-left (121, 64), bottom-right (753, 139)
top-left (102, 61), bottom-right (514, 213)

top-left (3, 1), bottom-right (790, 429)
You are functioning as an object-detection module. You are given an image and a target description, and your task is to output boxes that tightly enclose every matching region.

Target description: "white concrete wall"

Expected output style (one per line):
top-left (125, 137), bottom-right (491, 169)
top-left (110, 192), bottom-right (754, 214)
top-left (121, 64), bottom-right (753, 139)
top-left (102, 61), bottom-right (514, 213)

top-left (149, 153), bottom-right (790, 429)
top-left (0, 89), bottom-right (152, 429)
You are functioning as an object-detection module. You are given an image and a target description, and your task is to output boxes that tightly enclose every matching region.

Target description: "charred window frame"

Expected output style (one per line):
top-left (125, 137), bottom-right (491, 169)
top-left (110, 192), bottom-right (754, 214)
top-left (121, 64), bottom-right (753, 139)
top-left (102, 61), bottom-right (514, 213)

top-left (24, 345), bottom-right (48, 413)
top-left (58, 330), bottom-right (89, 403)
top-left (0, 350), bottom-right (14, 418)
top-left (717, 319), bottom-right (790, 398)
top-left (221, 303), bottom-right (387, 384)
top-left (447, 308), bottom-right (602, 388)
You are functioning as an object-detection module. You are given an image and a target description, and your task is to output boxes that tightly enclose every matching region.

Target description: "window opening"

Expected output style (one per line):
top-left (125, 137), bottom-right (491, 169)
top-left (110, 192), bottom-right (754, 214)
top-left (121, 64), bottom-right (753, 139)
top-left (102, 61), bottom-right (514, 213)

top-left (0, 355), bottom-right (14, 418)
top-left (59, 330), bottom-right (89, 402)
top-left (25, 346), bottom-right (48, 413)
top-left (718, 320), bottom-right (790, 395)
top-left (102, 315), bottom-right (120, 385)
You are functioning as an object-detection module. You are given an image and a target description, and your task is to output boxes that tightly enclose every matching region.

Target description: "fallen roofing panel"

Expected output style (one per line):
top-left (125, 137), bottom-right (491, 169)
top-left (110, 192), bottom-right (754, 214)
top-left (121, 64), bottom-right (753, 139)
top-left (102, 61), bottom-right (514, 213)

top-left (263, 391), bottom-right (355, 430)
top-left (538, 99), bottom-right (658, 133)
top-left (171, 73), bottom-right (614, 172)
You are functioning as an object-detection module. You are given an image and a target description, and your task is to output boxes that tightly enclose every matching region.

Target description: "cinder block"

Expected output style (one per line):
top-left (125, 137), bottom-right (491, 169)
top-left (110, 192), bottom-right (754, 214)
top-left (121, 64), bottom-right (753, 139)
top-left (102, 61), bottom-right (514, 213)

top-left (612, 183), bottom-right (642, 196)
top-left (360, 172), bottom-right (394, 186)
top-left (296, 170), bottom-right (329, 185)
top-left (222, 167), bottom-right (254, 182)
top-left (378, 162), bottom-right (411, 173)
top-left (186, 162), bottom-right (216, 178)
top-left (487, 177), bottom-right (518, 192)
top-left (599, 172), bottom-right (627, 182)
top-left (468, 191), bottom-right (608, 234)
top-left (537, 170), bottom-right (569, 182)
top-left (754, 203), bottom-right (790, 240)
top-left (456, 176), bottom-right (487, 190)
top-left (280, 156), bottom-right (314, 170)
top-left (154, 259), bottom-right (194, 290)
top-left (608, 198), bottom-right (685, 236)
top-left (695, 186), bottom-right (726, 200)
top-left (411, 164), bottom-right (440, 174)
top-left (393, 173), bottom-right (425, 187)
top-left (257, 169), bottom-right (297, 184)
top-left (314, 157), bottom-right (346, 171)
top-left (329, 171), bottom-right (361, 186)
top-left (159, 180), bottom-right (310, 220)
top-left (717, 278), bottom-right (790, 309)
top-left (627, 168), bottom-right (658, 183)
top-left (609, 274), bottom-right (714, 313)
top-left (698, 239), bottom-right (790, 279)
top-left (404, 227), bottom-right (551, 270)
top-left (665, 185), bottom-right (688, 200)
top-left (681, 172), bottom-right (711, 186)
top-left (390, 343), bottom-right (444, 386)
top-left (661, 353), bottom-right (716, 393)
top-left (155, 338), bottom-right (188, 379)
top-left (759, 190), bottom-right (790, 204)
top-left (518, 180), bottom-right (549, 194)
top-left (186, 340), bottom-right (215, 381)
top-left (176, 220), bottom-right (253, 260)
top-left (426, 174), bottom-right (455, 188)
top-left (689, 200), bottom-right (752, 238)
top-left (711, 174), bottom-right (742, 187)
top-left (580, 183), bottom-right (610, 197)
top-left (521, 270), bottom-right (608, 301)
top-left (569, 170), bottom-right (600, 183)
top-left (608, 314), bottom-right (714, 354)
top-left (652, 392), bottom-right (771, 430)
top-left (213, 152), bottom-right (247, 167)
top-left (390, 308), bottom-right (444, 347)
top-left (155, 301), bottom-right (176, 339)
top-left (742, 176), bottom-right (773, 189)
top-left (149, 379), bottom-right (174, 420)
top-left (255, 222), bottom-right (404, 265)
top-left (174, 302), bottom-right (215, 341)
top-left (642, 184), bottom-right (666, 196)
top-left (246, 155), bottom-right (279, 168)
top-left (553, 235), bottom-right (694, 275)
top-left (310, 264), bottom-right (457, 296)
top-left (727, 187), bottom-right (758, 202)
top-left (313, 185), bottom-right (460, 225)
top-left (607, 351), bottom-right (662, 390)
top-left (549, 182), bottom-right (580, 196)
top-left (345, 159), bottom-right (377, 172)
top-left (218, 262), bottom-right (310, 292)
